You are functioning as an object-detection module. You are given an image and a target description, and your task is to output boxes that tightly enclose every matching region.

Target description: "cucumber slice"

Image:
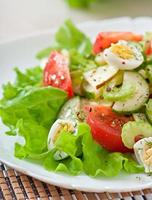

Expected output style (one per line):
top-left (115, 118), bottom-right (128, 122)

top-left (133, 113), bottom-right (148, 123)
top-left (122, 121), bottom-right (152, 149)
top-left (83, 65), bottom-right (118, 89)
top-left (146, 99), bottom-right (152, 124)
top-left (113, 72), bottom-right (149, 113)
top-left (58, 96), bottom-right (80, 122)
top-left (103, 78), bottom-right (135, 101)
top-left (106, 70), bottom-right (124, 87)
top-left (82, 81), bottom-right (103, 99)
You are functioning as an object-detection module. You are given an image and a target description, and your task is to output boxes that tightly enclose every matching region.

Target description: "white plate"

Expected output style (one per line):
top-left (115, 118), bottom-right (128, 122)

top-left (1, 17), bottom-right (152, 193)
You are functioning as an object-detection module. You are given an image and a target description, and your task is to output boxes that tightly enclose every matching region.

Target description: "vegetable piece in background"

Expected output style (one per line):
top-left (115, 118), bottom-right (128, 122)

top-left (143, 32), bottom-right (152, 55)
top-left (93, 32), bottom-right (143, 54)
top-left (43, 51), bottom-right (73, 98)
top-left (65, 0), bottom-right (95, 8)
top-left (87, 105), bottom-right (132, 152)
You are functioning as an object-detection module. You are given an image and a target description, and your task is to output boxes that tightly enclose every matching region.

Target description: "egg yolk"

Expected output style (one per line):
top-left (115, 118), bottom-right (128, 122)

top-left (53, 123), bottom-right (74, 143)
top-left (111, 44), bottom-right (134, 59)
top-left (143, 143), bottom-right (152, 166)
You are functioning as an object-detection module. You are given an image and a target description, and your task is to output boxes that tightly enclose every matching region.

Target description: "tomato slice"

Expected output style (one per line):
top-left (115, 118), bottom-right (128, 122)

top-left (93, 32), bottom-right (143, 54)
top-left (86, 106), bottom-right (132, 152)
top-left (43, 51), bottom-right (73, 98)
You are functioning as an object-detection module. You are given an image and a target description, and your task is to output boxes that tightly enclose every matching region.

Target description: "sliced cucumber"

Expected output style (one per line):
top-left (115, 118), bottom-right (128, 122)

top-left (133, 113), bottom-right (148, 123)
top-left (122, 121), bottom-right (152, 149)
top-left (83, 65), bottom-right (118, 89)
top-left (50, 97), bottom-right (81, 161)
top-left (113, 72), bottom-right (149, 113)
top-left (103, 81), bottom-right (135, 101)
top-left (146, 99), bottom-right (152, 124)
top-left (58, 96), bottom-right (80, 123)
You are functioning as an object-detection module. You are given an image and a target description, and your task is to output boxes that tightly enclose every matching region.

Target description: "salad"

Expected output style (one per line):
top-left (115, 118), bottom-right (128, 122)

top-left (1, 20), bottom-right (152, 177)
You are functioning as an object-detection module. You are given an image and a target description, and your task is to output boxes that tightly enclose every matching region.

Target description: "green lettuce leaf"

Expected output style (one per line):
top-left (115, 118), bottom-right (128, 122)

top-left (0, 86), bottom-right (67, 156)
top-left (1, 66), bottom-right (43, 101)
top-left (0, 66), bottom-right (67, 157)
top-left (36, 19), bottom-right (92, 59)
top-left (1, 86), bottom-right (67, 129)
top-left (44, 123), bottom-right (143, 176)
top-left (69, 50), bottom-right (97, 94)
top-left (14, 67), bottom-right (43, 87)
top-left (69, 50), bottom-right (96, 72)
top-left (44, 150), bottom-right (83, 175)
top-left (55, 20), bottom-right (92, 55)
top-left (36, 47), bottom-right (60, 60)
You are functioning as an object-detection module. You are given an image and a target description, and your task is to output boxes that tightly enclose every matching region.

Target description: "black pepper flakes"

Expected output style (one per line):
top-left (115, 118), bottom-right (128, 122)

top-left (122, 61), bottom-right (126, 65)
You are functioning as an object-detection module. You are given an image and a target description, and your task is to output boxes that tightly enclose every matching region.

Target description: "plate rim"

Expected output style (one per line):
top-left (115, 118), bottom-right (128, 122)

top-left (1, 156), bottom-right (152, 193)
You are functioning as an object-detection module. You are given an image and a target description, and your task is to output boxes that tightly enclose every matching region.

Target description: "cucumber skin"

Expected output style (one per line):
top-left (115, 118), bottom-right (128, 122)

top-left (103, 85), bottom-right (135, 102)
top-left (112, 72), bottom-right (149, 114)
top-left (112, 105), bottom-right (147, 115)
top-left (112, 107), bottom-right (142, 115)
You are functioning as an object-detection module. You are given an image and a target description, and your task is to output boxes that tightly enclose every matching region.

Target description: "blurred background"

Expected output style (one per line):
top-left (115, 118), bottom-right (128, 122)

top-left (0, 0), bottom-right (152, 42)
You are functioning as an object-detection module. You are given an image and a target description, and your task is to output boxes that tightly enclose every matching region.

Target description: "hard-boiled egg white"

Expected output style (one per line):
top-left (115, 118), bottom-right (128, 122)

top-left (103, 40), bottom-right (144, 70)
top-left (134, 137), bottom-right (152, 173)
top-left (47, 119), bottom-right (76, 160)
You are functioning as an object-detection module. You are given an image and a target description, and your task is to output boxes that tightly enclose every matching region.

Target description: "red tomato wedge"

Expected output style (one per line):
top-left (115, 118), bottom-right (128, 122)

top-left (86, 106), bottom-right (132, 152)
top-left (93, 32), bottom-right (143, 54)
top-left (43, 51), bottom-right (73, 98)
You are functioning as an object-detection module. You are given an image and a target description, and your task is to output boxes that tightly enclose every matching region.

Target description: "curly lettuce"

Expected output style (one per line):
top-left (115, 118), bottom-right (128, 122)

top-left (36, 19), bottom-right (92, 59)
top-left (44, 123), bottom-right (143, 176)
top-left (0, 67), bottom-right (67, 157)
